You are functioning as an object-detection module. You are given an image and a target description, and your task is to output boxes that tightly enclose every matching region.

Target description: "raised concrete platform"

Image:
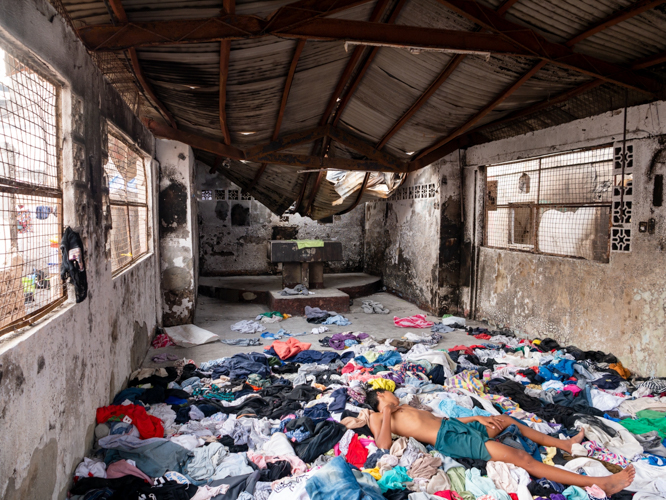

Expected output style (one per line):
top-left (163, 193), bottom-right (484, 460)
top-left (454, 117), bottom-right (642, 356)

top-left (198, 273), bottom-right (381, 304)
top-left (268, 289), bottom-right (350, 316)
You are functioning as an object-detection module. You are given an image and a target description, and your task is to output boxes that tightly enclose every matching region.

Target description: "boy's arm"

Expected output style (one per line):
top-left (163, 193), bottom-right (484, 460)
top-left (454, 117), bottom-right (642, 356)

top-left (369, 407), bottom-right (395, 449)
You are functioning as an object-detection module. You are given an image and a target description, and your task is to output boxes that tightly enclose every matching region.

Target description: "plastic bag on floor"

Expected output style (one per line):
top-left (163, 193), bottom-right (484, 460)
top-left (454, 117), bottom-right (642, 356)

top-left (164, 325), bottom-right (220, 347)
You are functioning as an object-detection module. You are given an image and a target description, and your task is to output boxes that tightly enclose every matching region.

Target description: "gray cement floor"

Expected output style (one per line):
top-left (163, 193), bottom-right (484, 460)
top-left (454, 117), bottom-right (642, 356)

top-left (142, 292), bottom-right (485, 367)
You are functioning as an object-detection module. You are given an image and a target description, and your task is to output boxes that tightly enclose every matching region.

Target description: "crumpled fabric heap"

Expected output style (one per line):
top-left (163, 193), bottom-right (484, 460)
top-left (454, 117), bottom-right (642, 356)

top-left (73, 321), bottom-right (666, 500)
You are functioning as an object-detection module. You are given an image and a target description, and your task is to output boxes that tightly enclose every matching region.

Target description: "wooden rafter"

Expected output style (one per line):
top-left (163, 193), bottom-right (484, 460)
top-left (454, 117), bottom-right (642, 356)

top-left (565, 0), bottom-right (666, 47)
top-left (415, 61), bottom-right (547, 164)
top-left (496, 0), bottom-right (521, 16)
top-left (248, 39), bottom-right (306, 190)
top-left (219, 0), bottom-right (234, 145)
top-left (434, 0), bottom-right (660, 95)
top-left (633, 49), bottom-right (666, 70)
top-left (107, 0), bottom-right (177, 128)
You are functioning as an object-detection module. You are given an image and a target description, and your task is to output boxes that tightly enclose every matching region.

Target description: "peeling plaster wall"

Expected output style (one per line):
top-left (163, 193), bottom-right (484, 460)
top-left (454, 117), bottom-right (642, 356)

top-left (0, 2), bottom-right (160, 499)
top-left (463, 100), bottom-right (666, 377)
top-left (196, 166), bottom-right (365, 276)
top-left (158, 140), bottom-right (198, 325)
top-left (364, 161), bottom-right (460, 314)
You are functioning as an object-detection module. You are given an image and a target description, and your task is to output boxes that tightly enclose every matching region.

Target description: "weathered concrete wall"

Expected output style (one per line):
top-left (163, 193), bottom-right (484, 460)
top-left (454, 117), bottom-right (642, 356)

top-left (158, 140), bottom-right (198, 325)
top-left (463, 100), bottom-right (666, 377)
top-left (0, 2), bottom-right (160, 499)
top-left (197, 166), bottom-right (365, 276)
top-left (364, 161), bottom-right (461, 314)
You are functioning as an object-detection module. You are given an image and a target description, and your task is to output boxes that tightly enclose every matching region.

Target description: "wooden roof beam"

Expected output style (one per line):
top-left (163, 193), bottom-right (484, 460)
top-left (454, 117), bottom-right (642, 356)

top-left (434, 0), bottom-right (660, 95)
top-left (413, 61), bottom-right (546, 168)
top-left (633, 49), bottom-right (666, 69)
top-left (496, 0), bottom-right (521, 16)
top-left (248, 39), bottom-right (306, 191)
top-left (107, 0), bottom-right (177, 128)
top-left (565, 0), bottom-right (666, 47)
top-left (218, 0), bottom-right (235, 145)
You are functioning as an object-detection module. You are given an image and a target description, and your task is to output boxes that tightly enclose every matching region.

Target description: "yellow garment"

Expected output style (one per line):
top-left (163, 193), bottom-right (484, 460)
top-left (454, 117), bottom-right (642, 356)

top-left (532, 339), bottom-right (541, 345)
top-left (527, 384), bottom-right (543, 390)
top-left (368, 378), bottom-right (396, 392)
top-left (363, 467), bottom-right (382, 480)
top-left (543, 447), bottom-right (556, 466)
top-left (313, 383), bottom-right (327, 391)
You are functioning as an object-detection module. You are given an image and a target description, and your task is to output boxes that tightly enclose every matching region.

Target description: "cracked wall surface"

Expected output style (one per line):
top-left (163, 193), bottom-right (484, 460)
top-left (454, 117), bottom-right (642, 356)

top-left (0, 2), bottom-right (160, 498)
top-left (196, 166), bottom-right (365, 276)
top-left (464, 101), bottom-right (666, 377)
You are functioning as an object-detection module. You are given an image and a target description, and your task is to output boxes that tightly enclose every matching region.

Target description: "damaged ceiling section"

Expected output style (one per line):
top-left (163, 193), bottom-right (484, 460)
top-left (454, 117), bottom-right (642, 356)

top-left (55, 0), bottom-right (666, 219)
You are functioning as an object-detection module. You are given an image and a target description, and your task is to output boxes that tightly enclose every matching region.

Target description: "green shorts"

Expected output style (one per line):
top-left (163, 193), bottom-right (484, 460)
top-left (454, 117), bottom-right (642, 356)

top-left (435, 418), bottom-right (492, 461)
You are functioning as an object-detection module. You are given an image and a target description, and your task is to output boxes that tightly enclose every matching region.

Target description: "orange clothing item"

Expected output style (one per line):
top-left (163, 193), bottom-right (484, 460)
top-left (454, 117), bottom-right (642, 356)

top-left (609, 362), bottom-right (630, 379)
top-left (265, 337), bottom-right (312, 359)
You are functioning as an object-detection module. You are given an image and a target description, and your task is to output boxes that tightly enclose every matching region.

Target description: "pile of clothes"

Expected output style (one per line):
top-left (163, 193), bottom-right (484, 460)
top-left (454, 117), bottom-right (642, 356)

top-left (71, 328), bottom-right (666, 500)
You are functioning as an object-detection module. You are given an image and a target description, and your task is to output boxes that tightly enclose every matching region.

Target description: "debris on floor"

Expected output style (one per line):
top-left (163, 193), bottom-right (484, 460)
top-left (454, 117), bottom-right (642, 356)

top-left (281, 285), bottom-right (313, 296)
top-left (70, 330), bottom-right (666, 500)
top-left (304, 306), bottom-right (351, 326)
top-left (231, 320), bottom-right (267, 334)
top-left (362, 300), bottom-right (390, 314)
top-left (165, 324), bottom-right (221, 347)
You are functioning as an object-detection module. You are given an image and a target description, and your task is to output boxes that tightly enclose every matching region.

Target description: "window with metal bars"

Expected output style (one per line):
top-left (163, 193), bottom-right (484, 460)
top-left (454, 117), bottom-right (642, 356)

top-left (0, 45), bottom-right (64, 334)
top-left (105, 133), bottom-right (149, 274)
top-left (485, 145), bottom-right (613, 263)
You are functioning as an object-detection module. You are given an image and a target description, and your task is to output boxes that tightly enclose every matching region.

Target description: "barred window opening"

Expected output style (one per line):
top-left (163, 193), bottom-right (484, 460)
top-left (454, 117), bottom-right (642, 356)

top-left (105, 133), bottom-right (149, 274)
top-left (0, 45), bottom-right (64, 334)
top-left (485, 146), bottom-right (613, 263)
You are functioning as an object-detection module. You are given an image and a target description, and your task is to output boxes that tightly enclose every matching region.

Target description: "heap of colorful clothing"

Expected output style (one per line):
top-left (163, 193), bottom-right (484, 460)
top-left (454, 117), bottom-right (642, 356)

top-left (70, 327), bottom-right (666, 500)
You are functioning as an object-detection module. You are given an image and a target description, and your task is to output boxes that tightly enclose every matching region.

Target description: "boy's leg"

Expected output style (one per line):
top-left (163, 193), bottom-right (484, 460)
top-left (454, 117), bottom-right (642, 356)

top-left (484, 440), bottom-right (635, 496)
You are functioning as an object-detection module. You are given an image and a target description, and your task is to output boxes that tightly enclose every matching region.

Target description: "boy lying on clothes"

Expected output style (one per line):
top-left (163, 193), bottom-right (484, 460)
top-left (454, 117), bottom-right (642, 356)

top-left (366, 389), bottom-right (635, 496)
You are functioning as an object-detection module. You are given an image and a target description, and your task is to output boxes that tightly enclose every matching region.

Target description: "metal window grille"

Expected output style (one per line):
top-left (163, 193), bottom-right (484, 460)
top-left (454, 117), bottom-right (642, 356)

top-left (228, 189), bottom-right (239, 200)
top-left (201, 190), bottom-right (212, 201)
top-left (105, 133), bottom-right (148, 274)
top-left (485, 145), bottom-right (613, 263)
top-left (214, 189), bottom-right (225, 200)
top-left (0, 46), bottom-right (65, 335)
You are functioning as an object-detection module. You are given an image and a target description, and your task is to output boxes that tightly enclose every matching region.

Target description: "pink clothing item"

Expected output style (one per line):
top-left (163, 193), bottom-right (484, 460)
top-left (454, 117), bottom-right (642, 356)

top-left (151, 333), bottom-right (176, 348)
top-left (435, 492), bottom-right (463, 500)
top-left (563, 385), bottom-right (582, 395)
top-left (247, 451), bottom-right (308, 475)
top-left (393, 314), bottom-right (434, 328)
top-left (106, 460), bottom-right (151, 483)
top-left (585, 485), bottom-right (608, 500)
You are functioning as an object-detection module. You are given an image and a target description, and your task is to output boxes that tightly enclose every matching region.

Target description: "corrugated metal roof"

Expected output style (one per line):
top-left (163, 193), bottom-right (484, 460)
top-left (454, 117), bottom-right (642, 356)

top-left (55, 0), bottom-right (666, 219)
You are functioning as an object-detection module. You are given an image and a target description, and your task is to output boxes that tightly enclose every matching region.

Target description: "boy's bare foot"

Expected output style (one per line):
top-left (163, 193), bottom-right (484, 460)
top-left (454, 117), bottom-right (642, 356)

top-left (564, 429), bottom-right (586, 452)
top-left (600, 465), bottom-right (635, 496)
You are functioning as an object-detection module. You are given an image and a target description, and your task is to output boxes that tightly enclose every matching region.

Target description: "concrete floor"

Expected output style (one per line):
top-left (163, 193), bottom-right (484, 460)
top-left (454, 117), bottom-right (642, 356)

top-left (142, 292), bottom-right (486, 367)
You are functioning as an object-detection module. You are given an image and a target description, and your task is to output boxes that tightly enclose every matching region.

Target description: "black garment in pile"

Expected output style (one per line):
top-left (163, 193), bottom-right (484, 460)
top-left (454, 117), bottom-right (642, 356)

top-left (285, 416), bottom-right (316, 434)
top-left (285, 385), bottom-right (322, 401)
top-left (490, 380), bottom-right (600, 424)
top-left (258, 460), bottom-right (292, 481)
top-left (455, 457), bottom-right (488, 476)
top-left (71, 477), bottom-right (197, 500)
top-left (294, 420), bottom-right (346, 463)
top-left (60, 226), bottom-right (88, 303)
top-left (209, 470), bottom-right (260, 500)
top-left (218, 435), bottom-right (249, 453)
top-left (383, 489), bottom-right (411, 500)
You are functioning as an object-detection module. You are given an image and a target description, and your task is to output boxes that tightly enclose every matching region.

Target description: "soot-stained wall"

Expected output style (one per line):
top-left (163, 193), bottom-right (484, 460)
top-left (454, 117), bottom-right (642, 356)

top-left (364, 160), bottom-right (462, 314)
top-left (196, 166), bottom-right (365, 276)
top-left (158, 141), bottom-right (198, 325)
top-left (463, 100), bottom-right (666, 377)
top-left (0, 2), bottom-right (161, 499)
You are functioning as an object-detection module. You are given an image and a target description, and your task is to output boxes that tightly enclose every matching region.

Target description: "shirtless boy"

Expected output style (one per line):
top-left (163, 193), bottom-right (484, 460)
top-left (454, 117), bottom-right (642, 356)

top-left (366, 389), bottom-right (635, 495)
